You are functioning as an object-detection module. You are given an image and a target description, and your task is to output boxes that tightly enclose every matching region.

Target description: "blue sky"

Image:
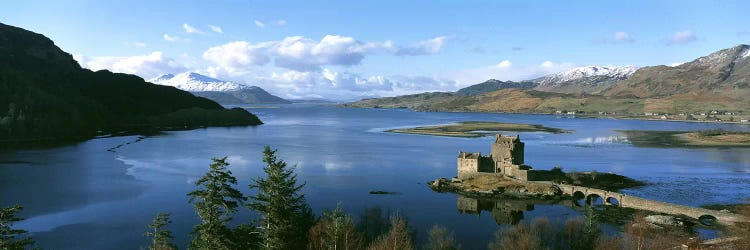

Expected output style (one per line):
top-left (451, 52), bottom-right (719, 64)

top-left (2, 0), bottom-right (749, 99)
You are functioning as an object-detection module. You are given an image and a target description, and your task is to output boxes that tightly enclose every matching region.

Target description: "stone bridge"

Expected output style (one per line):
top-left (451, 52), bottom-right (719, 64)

top-left (556, 184), bottom-right (748, 225)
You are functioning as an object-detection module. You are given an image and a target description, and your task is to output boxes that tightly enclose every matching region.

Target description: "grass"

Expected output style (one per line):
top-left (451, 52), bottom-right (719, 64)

top-left (387, 121), bottom-right (568, 137)
top-left (451, 175), bottom-right (558, 194)
top-left (618, 129), bottom-right (750, 147)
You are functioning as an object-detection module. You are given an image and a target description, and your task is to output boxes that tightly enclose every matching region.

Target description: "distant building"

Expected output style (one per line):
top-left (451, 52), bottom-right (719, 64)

top-left (457, 134), bottom-right (529, 181)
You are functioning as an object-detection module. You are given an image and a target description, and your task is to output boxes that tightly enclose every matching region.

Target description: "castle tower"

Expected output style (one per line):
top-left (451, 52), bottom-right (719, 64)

top-left (491, 134), bottom-right (524, 174)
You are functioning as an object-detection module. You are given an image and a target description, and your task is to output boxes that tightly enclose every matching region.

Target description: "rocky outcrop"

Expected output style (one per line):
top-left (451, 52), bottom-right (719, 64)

top-left (428, 176), bottom-right (562, 199)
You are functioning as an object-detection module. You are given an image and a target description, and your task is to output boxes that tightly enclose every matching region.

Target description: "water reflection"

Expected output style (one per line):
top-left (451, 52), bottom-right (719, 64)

top-left (457, 195), bottom-right (554, 225)
top-left (456, 194), bottom-right (641, 228)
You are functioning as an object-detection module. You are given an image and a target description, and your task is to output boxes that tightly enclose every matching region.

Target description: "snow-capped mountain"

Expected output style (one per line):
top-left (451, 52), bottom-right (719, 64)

top-left (535, 66), bottom-right (638, 85)
top-left (606, 44), bottom-right (750, 98)
top-left (150, 72), bottom-right (290, 104)
top-left (532, 65), bottom-right (639, 94)
top-left (150, 72), bottom-right (254, 92)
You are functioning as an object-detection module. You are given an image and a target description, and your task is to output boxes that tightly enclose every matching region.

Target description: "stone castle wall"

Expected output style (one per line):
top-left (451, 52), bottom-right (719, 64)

top-left (457, 157), bottom-right (479, 179)
top-left (491, 135), bottom-right (524, 166)
top-left (457, 134), bottom-right (527, 180)
top-left (504, 165), bottom-right (528, 181)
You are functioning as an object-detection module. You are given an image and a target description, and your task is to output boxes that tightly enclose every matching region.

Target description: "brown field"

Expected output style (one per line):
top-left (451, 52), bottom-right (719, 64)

top-left (386, 121), bottom-right (568, 137)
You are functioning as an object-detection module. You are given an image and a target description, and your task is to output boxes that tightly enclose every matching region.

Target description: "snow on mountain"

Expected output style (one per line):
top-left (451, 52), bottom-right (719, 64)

top-left (150, 72), bottom-right (257, 92)
top-left (690, 44), bottom-right (750, 68)
top-left (536, 65), bottom-right (638, 85)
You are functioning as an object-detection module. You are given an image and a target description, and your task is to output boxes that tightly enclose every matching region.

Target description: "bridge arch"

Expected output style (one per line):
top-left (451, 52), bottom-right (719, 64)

top-left (605, 197), bottom-right (620, 206)
top-left (572, 191), bottom-right (586, 207)
top-left (586, 194), bottom-right (603, 206)
top-left (699, 215), bottom-right (718, 226)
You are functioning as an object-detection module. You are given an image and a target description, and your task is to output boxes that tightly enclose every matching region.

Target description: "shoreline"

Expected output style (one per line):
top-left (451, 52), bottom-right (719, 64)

top-left (342, 106), bottom-right (750, 126)
top-left (385, 121), bottom-right (569, 138)
top-left (618, 129), bottom-right (750, 148)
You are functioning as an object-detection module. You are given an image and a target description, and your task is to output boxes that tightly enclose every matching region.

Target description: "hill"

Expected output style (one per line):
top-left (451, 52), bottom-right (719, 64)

top-left (0, 22), bottom-right (262, 146)
top-left (344, 45), bottom-right (750, 119)
top-left (339, 92), bottom-right (455, 109)
top-left (605, 45), bottom-right (750, 99)
top-left (455, 79), bottom-right (536, 96)
top-left (151, 72), bottom-right (291, 104)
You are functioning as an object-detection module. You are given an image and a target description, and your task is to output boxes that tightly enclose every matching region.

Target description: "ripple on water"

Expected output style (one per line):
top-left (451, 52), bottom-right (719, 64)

top-left (623, 176), bottom-right (750, 206)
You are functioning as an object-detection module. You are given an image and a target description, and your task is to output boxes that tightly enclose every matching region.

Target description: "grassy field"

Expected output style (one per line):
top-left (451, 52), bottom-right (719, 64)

top-left (386, 121), bottom-right (568, 137)
top-left (618, 129), bottom-right (750, 147)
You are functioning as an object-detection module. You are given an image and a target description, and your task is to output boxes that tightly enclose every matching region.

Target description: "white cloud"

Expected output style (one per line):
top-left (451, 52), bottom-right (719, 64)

top-left (495, 60), bottom-right (512, 68)
top-left (274, 35), bottom-right (393, 71)
top-left (197, 36), bottom-right (581, 100)
top-left (321, 68), bottom-right (393, 91)
top-left (277, 20), bottom-right (287, 26)
top-left (182, 23), bottom-right (204, 34)
top-left (124, 41), bottom-right (147, 48)
top-left (203, 59), bottom-right (580, 101)
top-left (396, 36), bottom-right (447, 55)
top-left (254, 20), bottom-right (266, 28)
top-left (668, 30), bottom-right (697, 45)
top-left (75, 51), bottom-right (187, 79)
top-left (163, 34), bottom-right (180, 42)
top-left (202, 41), bottom-right (274, 74)
top-left (613, 31), bottom-right (634, 42)
top-left (438, 60), bottom-right (575, 88)
top-left (540, 61), bottom-right (555, 67)
top-left (208, 25), bottom-right (223, 33)
top-left (202, 35), bottom-right (394, 72)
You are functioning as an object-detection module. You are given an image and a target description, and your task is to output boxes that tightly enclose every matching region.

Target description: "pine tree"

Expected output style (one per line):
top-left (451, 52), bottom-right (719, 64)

top-left (145, 212), bottom-right (176, 250)
top-left (0, 205), bottom-right (33, 250)
top-left (188, 157), bottom-right (246, 250)
top-left (249, 146), bottom-right (314, 250)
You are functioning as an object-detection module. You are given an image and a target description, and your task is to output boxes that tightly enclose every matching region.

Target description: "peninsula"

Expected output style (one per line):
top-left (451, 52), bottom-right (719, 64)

top-left (619, 129), bottom-right (750, 148)
top-left (387, 121), bottom-right (568, 137)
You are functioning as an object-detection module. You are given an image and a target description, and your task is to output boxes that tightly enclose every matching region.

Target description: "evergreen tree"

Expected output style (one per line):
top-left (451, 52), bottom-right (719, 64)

top-left (249, 146), bottom-right (314, 250)
top-left (187, 157), bottom-right (246, 250)
top-left (145, 212), bottom-right (176, 250)
top-left (0, 205), bottom-right (33, 250)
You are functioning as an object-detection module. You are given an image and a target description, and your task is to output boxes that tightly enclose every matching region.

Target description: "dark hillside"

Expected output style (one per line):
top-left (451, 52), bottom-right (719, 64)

top-left (0, 22), bottom-right (261, 146)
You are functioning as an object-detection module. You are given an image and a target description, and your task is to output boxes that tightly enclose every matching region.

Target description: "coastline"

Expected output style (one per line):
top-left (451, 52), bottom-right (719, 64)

top-left (341, 105), bottom-right (750, 126)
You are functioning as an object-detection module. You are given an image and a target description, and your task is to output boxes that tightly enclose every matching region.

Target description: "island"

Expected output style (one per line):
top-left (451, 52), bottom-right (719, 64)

top-left (618, 129), bottom-right (750, 148)
top-left (386, 121), bottom-right (568, 138)
top-left (428, 134), bottom-right (748, 227)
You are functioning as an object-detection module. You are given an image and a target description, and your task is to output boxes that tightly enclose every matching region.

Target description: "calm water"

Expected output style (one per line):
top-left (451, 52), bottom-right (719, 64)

top-left (1, 104), bottom-right (749, 249)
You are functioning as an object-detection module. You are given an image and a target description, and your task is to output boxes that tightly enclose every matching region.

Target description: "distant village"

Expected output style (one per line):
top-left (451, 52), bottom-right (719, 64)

top-left (554, 109), bottom-right (748, 123)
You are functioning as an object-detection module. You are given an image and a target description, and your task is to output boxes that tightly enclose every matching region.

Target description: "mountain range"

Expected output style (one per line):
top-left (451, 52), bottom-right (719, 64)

top-left (345, 45), bottom-right (750, 117)
top-left (0, 22), bottom-right (262, 145)
top-left (150, 72), bottom-right (291, 104)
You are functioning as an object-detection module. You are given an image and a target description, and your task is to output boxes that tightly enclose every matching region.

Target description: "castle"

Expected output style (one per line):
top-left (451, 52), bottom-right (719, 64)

top-left (457, 134), bottom-right (529, 181)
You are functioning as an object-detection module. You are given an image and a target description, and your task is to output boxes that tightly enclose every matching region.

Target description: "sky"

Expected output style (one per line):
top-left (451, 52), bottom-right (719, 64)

top-left (2, 0), bottom-right (749, 100)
